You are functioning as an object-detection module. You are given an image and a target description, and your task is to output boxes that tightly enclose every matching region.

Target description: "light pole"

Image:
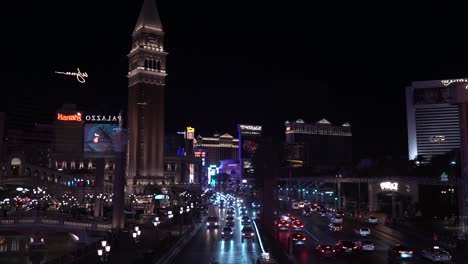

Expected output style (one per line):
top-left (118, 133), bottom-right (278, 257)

top-left (179, 207), bottom-right (184, 237)
top-left (153, 217), bottom-right (160, 248)
top-left (97, 240), bottom-right (111, 263)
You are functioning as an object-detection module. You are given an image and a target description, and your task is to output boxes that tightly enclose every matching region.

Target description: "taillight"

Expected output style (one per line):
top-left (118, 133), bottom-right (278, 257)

top-left (302, 237), bottom-right (306, 240)
top-left (353, 246), bottom-right (357, 249)
top-left (278, 224), bottom-right (281, 227)
top-left (321, 250), bottom-right (324, 252)
top-left (398, 251), bottom-right (403, 254)
top-left (342, 246), bottom-right (346, 249)
top-left (408, 251), bottom-right (413, 254)
top-left (332, 249), bottom-right (335, 252)
top-left (286, 224), bottom-right (289, 226)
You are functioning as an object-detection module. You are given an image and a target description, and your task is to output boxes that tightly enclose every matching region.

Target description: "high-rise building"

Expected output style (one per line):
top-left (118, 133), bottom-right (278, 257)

top-left (406, 80), bottom-right (463, 162)
top-left (193, 133), bottom-right (239, 167)
top-left (238, 124), bottom-right (262, 178)
top-left (285, 118), bottom-right (352, 171)
top-left (127, 0), bottom-right (167, 189)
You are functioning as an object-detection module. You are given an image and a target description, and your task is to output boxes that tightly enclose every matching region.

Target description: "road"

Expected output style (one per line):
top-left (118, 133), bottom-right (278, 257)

top-left (274, 200), bottom-right (457, 264)
top-left (173, 204), bottom-right (263, 264)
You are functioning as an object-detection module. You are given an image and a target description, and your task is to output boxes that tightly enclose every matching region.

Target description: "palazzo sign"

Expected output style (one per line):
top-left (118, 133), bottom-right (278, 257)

top-left (85, 115), bottom-right (122, 123)
top-left (380, 181), bottom-right (398, 191)
top-left (54, 68), bottom-right (88, 83)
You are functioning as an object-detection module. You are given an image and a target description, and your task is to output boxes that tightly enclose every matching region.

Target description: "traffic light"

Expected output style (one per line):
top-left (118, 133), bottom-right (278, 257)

top-left (334, 197), bottom-right (338, 200)
top-left (302, 188), bottom-right (305, 192)
top-left (314, 189), bottom-right (317, 192)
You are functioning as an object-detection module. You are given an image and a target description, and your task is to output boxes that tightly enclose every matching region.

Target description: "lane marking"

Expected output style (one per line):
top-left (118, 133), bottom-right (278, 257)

top-left (303, 228), bottom-right (320, 243)
top-left (252, 220), bottom-right (266, 253)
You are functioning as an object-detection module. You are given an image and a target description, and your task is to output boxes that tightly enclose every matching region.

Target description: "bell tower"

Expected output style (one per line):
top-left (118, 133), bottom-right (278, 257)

top-left (127, 0), bottom-right (167, 189)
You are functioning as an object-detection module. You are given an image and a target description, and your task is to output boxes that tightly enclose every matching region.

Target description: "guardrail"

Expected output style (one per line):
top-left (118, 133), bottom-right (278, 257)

top-left (0, 216), bottom-right (111, 231)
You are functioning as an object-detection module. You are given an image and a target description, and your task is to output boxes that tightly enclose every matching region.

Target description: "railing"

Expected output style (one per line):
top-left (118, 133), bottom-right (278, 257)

top-left (0, 215), bottom-right (112, 231)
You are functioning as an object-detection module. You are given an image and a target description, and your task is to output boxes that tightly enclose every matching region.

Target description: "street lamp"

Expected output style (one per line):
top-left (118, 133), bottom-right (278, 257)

top-left (97, 240), bottom-right (111, 262)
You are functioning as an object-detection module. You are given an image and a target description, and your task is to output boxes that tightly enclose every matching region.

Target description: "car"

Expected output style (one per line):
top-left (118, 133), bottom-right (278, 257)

top-left (320, 210), bottom-right (327, 217)
top-left (226, 215), bottom-right (235, 222)
top-left (328, 223), bottom-right (343, 232)
top-left (356, 240), bottom-right (375, 251)
top-left (335, 240), bottom-right (358, 254)
top-left (288, 232), bottom-right (307, 247)
top-left (298, 202), bottom-right (305, 208)
top-left (335, 211), bottom-right (344, 217)
top-left (388, 245), bottom-right (414, 261)
top-left (421, 246), bottom-right (452, 262)
top-left (315, 244), bottom-right (336, 258)
top-left (241, 226), bottom-right (255, 242)
top-left (256, 253), bottom-right (278, 264)
top-left (301, 209), bottom-right (311, 216)
top-left (368, 216), bottom-right (378, 224)
top-left (252, 202), bottom-right (261, 209)
top-left (292, 202), bottom-right (299, 210)
top-left (281, 213), bottom-right (291, 221)
top-left (221, 227), bottom-right (233, 239)
top-left (332, 216), bottom-right (343, 224)
top-left (226, 220), bottom-right (235, 227)
top-left (303, 201), bottom-right (311, 207)
top-left (292, 220), bottom-right (304, 231)
top-left (358, 228), bottom-right (371, 236)
top-left (227, 209), bottom-right (235, 215)
top-left (277, 220), bottom-right (289, 231)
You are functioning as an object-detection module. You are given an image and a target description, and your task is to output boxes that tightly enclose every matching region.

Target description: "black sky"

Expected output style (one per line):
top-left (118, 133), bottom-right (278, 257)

top-left (7, 0), bottom-right (468, 160)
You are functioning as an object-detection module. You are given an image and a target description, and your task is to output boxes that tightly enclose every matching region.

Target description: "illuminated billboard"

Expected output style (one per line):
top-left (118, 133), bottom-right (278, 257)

top-left (186, 127), bottom-right (195, 140)
top-left (238, 124), bottom-right (262, 177)
top-left (57, 112), bottom-right (82, 122)
top-left (83, 123), bottom-right (121, 155)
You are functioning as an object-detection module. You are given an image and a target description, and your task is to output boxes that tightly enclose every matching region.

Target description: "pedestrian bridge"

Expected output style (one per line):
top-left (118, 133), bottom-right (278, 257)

top-left (0, 212), bottom-right (112, 244)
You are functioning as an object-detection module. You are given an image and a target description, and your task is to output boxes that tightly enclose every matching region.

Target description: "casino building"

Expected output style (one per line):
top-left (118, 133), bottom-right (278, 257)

top-left (406, 79), bottom-right (464, 162)
top-left (285, 118), bottom-right (352, 172)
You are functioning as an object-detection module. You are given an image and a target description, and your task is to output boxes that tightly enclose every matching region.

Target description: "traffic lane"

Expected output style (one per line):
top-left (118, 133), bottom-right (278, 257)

top-left (289, 211), bottom-right (414, 264)
top-left (300, 211), bottom-right (430, 263)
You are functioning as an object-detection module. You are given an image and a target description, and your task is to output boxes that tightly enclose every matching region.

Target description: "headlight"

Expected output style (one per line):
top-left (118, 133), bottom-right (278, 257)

top-left (251, 233), bottom-right (254, 235)
top-left (230, 232), bottom-right (233, 234)
top-left (221, 232), bottom-right (224, 234)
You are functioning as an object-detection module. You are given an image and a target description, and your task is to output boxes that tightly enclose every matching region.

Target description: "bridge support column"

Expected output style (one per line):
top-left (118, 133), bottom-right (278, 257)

top-left (94, 159), bottom-right (105, 218)
top-left (337, 182), bottom-right (342, 210)
top-left (368, 183), bottom-right (378, 212)
top-left (112, 151), bottom-right (125, 230)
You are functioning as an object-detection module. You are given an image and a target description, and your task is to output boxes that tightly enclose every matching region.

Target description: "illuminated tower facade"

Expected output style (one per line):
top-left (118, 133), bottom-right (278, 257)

top-left (127, 0), bottom-right (167, 190)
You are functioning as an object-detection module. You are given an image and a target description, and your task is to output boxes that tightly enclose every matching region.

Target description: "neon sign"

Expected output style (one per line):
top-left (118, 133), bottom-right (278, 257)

top-left (54, 68), bottom-right (88, 83)
top-left (85, 115), bottom-right (121, 122)
top-left (186, 126), bottom-right (195, 140)
top-left (441, 78), bottom-right (468, 86)
top-left (380, 181), bottom-right (398, 191)
top-left (57, 112), bottom-right (82, 122)
top-left (239, 124), bottom-right (262, 131)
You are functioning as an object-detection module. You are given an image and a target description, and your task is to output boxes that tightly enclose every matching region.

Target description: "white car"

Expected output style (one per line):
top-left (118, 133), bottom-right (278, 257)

top-left (421, 246), bottom-right (452, 262)
top-left (356, 240), bottom-right (374, 251)
top-left (332, 216), bottom-right (343, 224)
top-left (292, 203), bottom-right (299, 210)
top-left (298, 202), bottom-right (305, 208)
top-left (303, 201), bottom-right (311, 207)
top-left (358, 228), bottom-right (371, 237)
top-left (368, 216), bottom-right (378, 224)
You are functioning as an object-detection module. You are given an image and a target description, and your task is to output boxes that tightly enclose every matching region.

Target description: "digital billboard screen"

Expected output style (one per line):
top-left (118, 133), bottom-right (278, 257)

top-left (83, 123), bottom-right (122, 156)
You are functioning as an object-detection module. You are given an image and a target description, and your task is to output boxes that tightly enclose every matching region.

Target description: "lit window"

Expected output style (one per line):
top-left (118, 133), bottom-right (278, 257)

top-left (429, 135), bottom-right (446, 142)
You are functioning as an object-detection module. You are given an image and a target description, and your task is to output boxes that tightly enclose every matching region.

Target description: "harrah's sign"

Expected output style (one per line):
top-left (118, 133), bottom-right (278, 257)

top-left (85, 115), bottom-right (122, 122)
top-left (57, 113), bottom-right (82, 122)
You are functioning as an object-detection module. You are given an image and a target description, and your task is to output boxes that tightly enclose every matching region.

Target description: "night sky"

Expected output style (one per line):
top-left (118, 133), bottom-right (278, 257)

top-left (7, 0), bottom-right (468, 160)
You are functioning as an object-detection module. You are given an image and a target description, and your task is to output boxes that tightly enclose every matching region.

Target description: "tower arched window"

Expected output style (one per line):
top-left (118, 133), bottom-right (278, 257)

top-left (144, 59), bottom-right (149, 69)
top-left (157, 61), bottom-right (161, 71)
